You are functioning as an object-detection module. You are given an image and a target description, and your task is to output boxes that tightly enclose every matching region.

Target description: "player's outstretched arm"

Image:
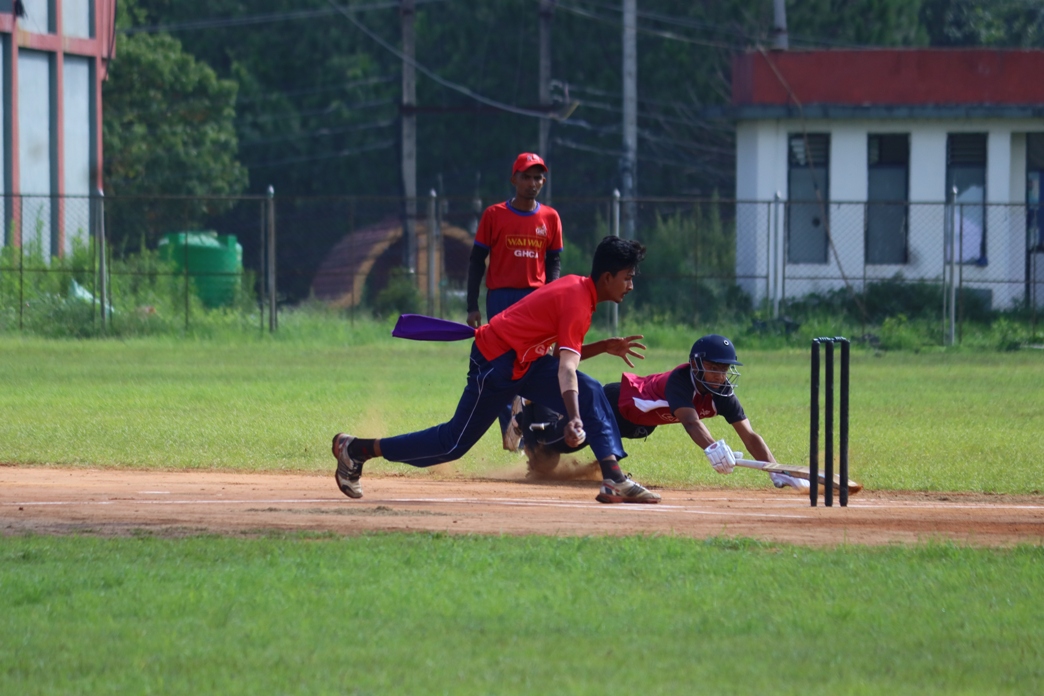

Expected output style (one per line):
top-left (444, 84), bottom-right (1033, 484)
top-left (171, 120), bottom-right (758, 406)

top-left (675, 407), bottom-right (716, 450)
top-left (732, 419), bottom-right (776, 464)
top-left (557, 350), bottom-right (586, 447)
top-left (579, 335), bottom-right (646, 366)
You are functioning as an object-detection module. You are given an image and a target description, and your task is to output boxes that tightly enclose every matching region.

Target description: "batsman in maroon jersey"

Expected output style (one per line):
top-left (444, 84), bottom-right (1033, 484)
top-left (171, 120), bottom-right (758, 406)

top-left (517, 334), bottom-right (807, 489)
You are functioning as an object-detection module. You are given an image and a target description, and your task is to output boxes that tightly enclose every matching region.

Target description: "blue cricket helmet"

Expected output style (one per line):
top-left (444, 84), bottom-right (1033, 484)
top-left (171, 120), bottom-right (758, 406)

top-left (689, 335), bottom-right (742, 396)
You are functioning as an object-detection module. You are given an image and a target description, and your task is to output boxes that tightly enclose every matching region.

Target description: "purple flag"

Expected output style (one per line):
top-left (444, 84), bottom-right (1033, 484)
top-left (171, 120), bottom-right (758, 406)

top-left (391, 314), bottom-right (477, 342)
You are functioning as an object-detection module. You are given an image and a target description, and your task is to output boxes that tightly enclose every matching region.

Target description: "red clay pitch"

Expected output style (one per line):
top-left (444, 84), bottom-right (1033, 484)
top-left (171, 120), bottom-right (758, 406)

top-left (3, 466), bottom-right (1043, 547)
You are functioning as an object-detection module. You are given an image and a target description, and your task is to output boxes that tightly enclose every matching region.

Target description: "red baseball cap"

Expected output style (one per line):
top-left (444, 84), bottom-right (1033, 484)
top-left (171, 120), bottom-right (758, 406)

top-left (512, 152), bottom-right (548, 174)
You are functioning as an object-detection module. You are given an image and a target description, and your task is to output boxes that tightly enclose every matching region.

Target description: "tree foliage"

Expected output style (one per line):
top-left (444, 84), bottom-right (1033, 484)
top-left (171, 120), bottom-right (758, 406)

top-left (109, 0), bottom-right (1040, 206)
top-left (103, 23), bottom-right (247, 251)
top-left (104, 32), bottom-right (246, 198)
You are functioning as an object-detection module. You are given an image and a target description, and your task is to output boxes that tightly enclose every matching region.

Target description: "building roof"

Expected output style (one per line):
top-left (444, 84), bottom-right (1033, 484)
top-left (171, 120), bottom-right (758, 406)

top-left (730, 49), bottom-right (1044, 120)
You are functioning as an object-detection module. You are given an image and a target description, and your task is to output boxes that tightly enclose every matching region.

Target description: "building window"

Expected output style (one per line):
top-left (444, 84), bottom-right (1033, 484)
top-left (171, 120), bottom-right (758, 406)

top-left (62, 0), bottom-right (94, 39)
top-left (946, 133), bottom-right (987, 265)
top-left (866, 134), bottom-right (909, 264)
top-left (787, 133), bottom-right (829, 264)
top-left (20, 0), bottom-right (54, 34)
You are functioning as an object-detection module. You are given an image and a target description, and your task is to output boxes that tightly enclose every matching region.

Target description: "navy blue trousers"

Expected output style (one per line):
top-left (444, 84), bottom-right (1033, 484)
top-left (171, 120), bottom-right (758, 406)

top-left (379, 343), bottom-right (627, 467)
top-left (487, 287), bottom-right (536, 435)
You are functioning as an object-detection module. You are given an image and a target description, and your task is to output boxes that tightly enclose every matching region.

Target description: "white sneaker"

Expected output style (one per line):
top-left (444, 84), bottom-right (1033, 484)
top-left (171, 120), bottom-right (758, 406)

top-left (595, 474), bottom-right (661, 504)
top-left (332, 433), bottom-right (364, 499)
top-left (770, 472), bottom-right (810, 491)
top-left (502, 396), bottom-right (524, 453)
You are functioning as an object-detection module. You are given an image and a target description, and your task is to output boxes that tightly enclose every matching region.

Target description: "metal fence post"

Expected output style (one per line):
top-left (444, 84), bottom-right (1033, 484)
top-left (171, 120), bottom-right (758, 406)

top-left (18, 199), bottom-right (24, 330)
top-left (96, 189), bottom-right (108, 332)
top-left (259, 199), bottom-right (266, 337)
top-left (958, 203), bottom-right (965, 344)
top-left (777, 194), bottom-right (786, 315)
top-left (267, 186), bottom-right (277, 333)
top-left (611, 189), bottom-right (621, 336)
top-left (427, 189), bottom-right (437, 316)
top-left (772, 193), bottom-right (782, 318)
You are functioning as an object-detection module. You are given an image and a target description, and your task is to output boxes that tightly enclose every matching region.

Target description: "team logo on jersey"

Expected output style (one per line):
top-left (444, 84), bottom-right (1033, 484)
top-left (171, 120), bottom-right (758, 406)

top-left (535, 224), bottom-right (547, 237)
top-left (507, 236), bottom-right (542, 249)
top-left (696, 402), bottom-right (719, 419)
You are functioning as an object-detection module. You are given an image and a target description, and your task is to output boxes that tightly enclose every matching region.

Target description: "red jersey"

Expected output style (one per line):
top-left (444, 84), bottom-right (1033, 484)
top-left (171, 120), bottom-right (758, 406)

top-left (474, 275), bottom-right (597, 379)
top-left (617, 365), bottom-right (746, 427)
top-left (474, 201), bottom-right (563, 290)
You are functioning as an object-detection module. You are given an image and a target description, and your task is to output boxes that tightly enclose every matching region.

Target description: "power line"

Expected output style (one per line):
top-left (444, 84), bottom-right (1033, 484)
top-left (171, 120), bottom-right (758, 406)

top-left (237, 98), bottom-right (395, 123)
top-left (239, 119), bottom-right (396, 147)
top-left (237, 76), bottom-right (395, 104)
top-left (244, 139), bottom-right (395, 168)
top-left (552, 0), bottom-right (886, 50)
top-left (552, 2), bottom-right (742, 50)
top-left (555, 0), bottom-right (758, 42)
top-left (122, 0), bottom-right (446, 34)
top-left (327, 0), bottom-right (577, 121)
top-left (552, 136), bottom-right (714, 171)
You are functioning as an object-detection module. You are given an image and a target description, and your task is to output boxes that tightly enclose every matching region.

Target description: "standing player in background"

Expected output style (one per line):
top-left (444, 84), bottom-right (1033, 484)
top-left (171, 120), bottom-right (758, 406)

top-left (333, 236), bottom-right (660, 505)
top-left (466, 152), bottom-right (563, 450)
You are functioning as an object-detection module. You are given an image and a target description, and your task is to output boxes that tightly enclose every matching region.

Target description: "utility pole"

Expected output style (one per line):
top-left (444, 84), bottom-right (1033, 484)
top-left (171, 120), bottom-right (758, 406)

top-left (401, 0), bottom-right (418, 274)
top-left (538, 0), bottom-right (555, 200)
top-left (772, 0), bottom-right (789, 49)
top-left (621, 0), bottom-right (637, 239)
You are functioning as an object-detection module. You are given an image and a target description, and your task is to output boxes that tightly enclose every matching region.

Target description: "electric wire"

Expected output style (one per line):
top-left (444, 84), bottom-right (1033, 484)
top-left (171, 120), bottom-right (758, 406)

top-left (244, 139), bottom-right (394, 169)
top-left (326, 0), bottom-right (572, 121)
top-left (122, 0), bottom-right (445, 34)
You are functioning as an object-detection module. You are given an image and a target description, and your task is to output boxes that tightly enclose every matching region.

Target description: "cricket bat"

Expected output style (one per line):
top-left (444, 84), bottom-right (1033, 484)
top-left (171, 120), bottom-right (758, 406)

top-left (735, 458), bottom-right (863, 496)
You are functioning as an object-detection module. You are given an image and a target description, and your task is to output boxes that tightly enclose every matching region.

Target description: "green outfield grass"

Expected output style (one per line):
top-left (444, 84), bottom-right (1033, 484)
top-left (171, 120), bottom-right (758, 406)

top-left (2, 534), bottom-right (1042, 695)
top-left (1, 334), bottom-right (1042, 493)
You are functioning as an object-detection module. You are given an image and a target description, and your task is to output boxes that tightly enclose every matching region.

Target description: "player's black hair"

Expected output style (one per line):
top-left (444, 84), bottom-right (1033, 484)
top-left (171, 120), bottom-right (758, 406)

top-left (590, 236), bottom-right (646, 281)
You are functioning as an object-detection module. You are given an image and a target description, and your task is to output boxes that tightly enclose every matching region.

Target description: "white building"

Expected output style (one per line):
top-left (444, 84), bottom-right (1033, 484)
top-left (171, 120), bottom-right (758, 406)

top-left (732, 49), bottom-right (1044, 311)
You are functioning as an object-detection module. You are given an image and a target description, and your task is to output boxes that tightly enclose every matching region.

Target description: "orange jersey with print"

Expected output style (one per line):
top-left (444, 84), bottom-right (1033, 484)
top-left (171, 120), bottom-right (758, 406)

top-left (474, 201), bottom-right (563, 290)
top-left (474, 275), bottom-right (597, 379)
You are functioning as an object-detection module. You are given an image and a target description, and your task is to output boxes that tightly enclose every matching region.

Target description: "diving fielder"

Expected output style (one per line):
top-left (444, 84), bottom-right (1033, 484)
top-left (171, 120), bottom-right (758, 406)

top-left (333, 236), bottom-right (661, 504)
top-left (517, 334), bottom-right (808, 490)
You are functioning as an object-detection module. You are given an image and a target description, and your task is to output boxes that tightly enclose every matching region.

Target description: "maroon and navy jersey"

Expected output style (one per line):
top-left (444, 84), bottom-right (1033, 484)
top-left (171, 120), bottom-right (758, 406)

top-left (617, 365), bottom-right (746, 427)
top-left (474, 275), bottom-right (596, 379)
top-left (474, 201), bottom-right (563, 290)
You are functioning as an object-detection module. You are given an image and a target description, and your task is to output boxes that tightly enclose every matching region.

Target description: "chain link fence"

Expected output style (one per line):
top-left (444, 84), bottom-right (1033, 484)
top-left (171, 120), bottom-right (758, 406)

top-left (2, 193), bottom-right (1041, 344)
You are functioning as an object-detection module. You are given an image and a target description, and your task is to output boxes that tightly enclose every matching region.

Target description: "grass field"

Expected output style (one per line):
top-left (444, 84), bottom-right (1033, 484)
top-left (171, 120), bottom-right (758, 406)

top-left (2, 333), bottom-right (1043, 694)
top-left (2, 534), bottom-right (1043, 695)
top-left (1, 335), bottom-right (1042, 493)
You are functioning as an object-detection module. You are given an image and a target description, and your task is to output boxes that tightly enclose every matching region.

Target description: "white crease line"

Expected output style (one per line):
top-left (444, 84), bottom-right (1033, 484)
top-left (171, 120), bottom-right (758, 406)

top-left (365, 498), bottom-right (810, 519)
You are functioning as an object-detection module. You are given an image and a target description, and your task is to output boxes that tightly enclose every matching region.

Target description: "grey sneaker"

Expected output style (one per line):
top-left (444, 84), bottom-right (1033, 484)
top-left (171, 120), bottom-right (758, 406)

top-left (332, 433), bottom-right (364, 499)
top-left (502, 396), bottom-right (524, 453)
top-left (595, 474), bottom-right (661, 504)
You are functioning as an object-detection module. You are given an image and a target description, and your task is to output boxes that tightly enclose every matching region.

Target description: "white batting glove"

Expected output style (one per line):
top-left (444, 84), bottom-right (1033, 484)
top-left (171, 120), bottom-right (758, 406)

top-left (704, 439), bottom-right (737, 475)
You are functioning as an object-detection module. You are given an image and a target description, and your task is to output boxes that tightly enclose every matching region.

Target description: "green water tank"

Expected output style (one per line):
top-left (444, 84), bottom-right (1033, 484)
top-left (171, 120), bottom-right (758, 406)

top-left (158, 231), bottom-right (243, 308)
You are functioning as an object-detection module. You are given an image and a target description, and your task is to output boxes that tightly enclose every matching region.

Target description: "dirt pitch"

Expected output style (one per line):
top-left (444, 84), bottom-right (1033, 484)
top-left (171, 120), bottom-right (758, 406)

top-left (3, 465), bottom-right (1043, 547)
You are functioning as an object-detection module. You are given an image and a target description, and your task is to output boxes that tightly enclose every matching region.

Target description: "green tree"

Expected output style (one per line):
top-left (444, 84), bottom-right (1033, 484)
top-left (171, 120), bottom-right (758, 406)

top-left (920, 0), bottom-right (1044, 47)
top-left (104, 29), bottom-right (247, 251)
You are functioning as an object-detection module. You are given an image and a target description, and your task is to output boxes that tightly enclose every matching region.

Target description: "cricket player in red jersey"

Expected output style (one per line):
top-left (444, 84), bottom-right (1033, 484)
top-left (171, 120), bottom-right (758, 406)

top-left (467, 152), bottom-right (563, 449)
top-left (333, 236), bottom-right (661, 504)
top-left (466, 152), bottom-right (562, 330)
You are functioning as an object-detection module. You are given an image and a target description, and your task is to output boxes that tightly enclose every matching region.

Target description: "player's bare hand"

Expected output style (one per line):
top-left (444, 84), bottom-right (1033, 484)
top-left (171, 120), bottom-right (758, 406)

top-left (564, 417), bottom-right (587, 448)
top-left (606, 335), bottom-right (646, 368)
top-left (466, 311), bottom-right (482, 329)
